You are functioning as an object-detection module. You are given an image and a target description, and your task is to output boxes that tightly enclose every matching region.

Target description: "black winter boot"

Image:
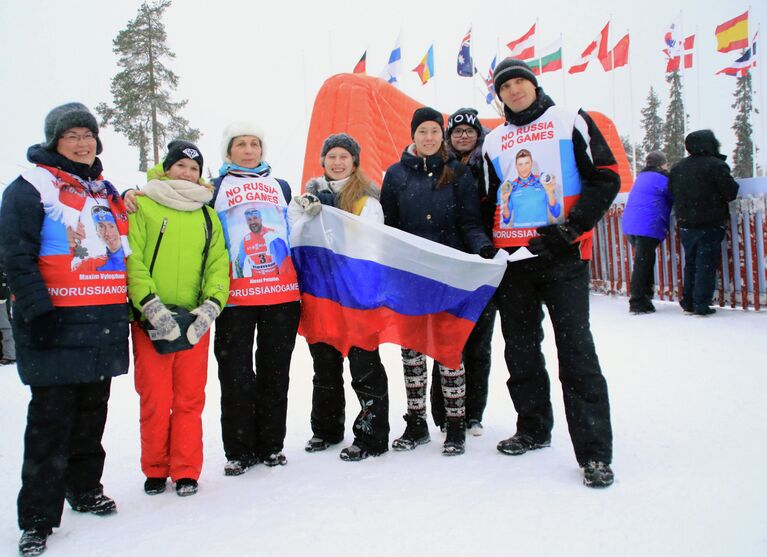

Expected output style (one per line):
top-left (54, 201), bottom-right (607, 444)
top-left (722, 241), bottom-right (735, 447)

top-left (19, 528), bottom-right (52, 556)
top-left (582, 461), bottom-right (615, 488)
top-left (175, 478), bottom-right (198, 497)
top-left (65, 487), bottom-right (117, 515)
top-left (442, 418), bottom-right (465, 456)
top-left (497, 433), bottom-right (551, 456)
top-left (391, 413), bottom-right (430, 450)
top-left (143, 477), bottom-right (167, 495)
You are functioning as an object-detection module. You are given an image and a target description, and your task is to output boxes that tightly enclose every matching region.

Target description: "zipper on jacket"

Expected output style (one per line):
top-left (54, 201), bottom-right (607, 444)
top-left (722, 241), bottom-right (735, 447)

top-left (148, 218), bottom-right (168, 276)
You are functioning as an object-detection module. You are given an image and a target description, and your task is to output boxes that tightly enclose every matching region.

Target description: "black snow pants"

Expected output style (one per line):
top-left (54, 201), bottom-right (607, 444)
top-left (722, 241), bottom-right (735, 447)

top-left (494, 250), bottom-right (613, 465)
top-left (308, 342), bottom-right (389, 452)
top-left (214, 302), bottom-right (300, 461)
top-left (18, 380), bottom-right (111, 530)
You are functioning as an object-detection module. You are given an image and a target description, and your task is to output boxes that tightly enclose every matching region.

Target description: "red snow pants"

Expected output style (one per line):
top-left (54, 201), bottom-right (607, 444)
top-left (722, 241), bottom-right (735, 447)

top-left (132, 323), bottom-right (209, 481)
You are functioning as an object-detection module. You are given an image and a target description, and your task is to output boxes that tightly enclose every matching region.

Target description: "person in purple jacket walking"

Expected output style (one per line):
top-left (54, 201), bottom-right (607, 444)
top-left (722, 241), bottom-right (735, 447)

top-left (621, 151), bottom-right (672, 314)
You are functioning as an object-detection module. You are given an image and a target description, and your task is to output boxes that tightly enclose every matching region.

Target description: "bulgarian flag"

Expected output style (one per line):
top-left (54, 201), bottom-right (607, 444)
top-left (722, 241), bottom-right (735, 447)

top-left (528, 39), bottom-right (563, 75)
top-left (715, 11), bottom-right (749, 53)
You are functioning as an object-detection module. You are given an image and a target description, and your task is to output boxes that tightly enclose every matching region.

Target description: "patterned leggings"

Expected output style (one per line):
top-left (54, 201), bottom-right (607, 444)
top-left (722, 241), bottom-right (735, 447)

top-left (401, 348), bottom-right (465, 419)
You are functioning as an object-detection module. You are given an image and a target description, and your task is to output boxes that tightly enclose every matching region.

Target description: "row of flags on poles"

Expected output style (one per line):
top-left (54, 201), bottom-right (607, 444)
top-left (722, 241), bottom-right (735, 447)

top-left (352, 10), bottom-right (759, 104)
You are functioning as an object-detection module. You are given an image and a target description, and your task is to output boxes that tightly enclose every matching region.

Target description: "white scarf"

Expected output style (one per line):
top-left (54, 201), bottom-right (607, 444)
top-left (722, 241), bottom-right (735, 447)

top-left (143, 179), bottom-right (213, 211)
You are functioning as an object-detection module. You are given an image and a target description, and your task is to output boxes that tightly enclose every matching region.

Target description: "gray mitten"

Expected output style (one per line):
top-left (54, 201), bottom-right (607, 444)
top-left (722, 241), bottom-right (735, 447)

top-left (294, 193), bottom-right (322, 216)
top-left (142, 296), bottom-right (181, 341)
top-left (187, 299), bottom-right (221, 345)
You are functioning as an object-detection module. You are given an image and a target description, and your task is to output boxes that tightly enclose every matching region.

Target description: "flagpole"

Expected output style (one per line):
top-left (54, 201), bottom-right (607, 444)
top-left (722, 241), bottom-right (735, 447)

top-left (628, 29), bottom-right (637, 178)
top-left (471, 23), bottom-right (477, 109)
top-left (696, 25), bottom-right (702, 130)
top-left (759, 24), bottom-right (766, 175)
top-left (679, 10), bottom-right (687, 139)
top-left (535, 17), bottom-right (542, 90)
top-left (561, 33), bottom-right (568, 107)
top-left (609, 16), bottom-right (617, 124)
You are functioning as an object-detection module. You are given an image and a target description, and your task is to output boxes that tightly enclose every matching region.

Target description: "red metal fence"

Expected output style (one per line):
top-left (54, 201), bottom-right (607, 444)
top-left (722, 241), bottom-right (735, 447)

top-left (590, 195), bottom-right (767, 311)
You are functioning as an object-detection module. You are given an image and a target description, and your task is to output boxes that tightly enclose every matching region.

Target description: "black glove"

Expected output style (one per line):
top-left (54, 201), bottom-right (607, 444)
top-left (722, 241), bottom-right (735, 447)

top-left (527, 223), bottom-right (581, 259)
top-left (479, 245), bottom-right (498, 259)
top-left (315, 190), bottom-right (336, 207)
top-left (29, 311), bottom-right (59, 348)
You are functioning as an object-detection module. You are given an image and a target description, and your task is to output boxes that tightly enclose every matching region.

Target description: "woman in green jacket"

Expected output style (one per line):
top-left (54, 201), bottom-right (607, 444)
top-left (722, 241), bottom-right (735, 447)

top-left (127, 141), bottom-right (230, 497)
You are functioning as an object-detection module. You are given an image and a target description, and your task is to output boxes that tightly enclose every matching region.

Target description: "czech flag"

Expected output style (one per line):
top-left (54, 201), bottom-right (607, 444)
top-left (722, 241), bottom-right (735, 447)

top-left (290, 207), bottom-right (506, 369)
top-left (413, 44), bottom-right (435, 85)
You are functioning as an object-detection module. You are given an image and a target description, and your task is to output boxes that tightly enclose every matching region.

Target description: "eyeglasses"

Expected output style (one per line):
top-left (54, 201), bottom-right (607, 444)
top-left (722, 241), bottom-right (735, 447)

top-left (451, 128), bottom-right (478, 138)
top-left (60, 132), bottom-right (96, 142)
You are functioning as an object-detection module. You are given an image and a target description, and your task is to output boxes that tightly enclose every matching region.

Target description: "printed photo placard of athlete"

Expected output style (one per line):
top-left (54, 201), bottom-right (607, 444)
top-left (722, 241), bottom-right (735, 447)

top-left (485, 108), bottom-right (584, 247)
top-left (214, 175), bottom-right (299, 305)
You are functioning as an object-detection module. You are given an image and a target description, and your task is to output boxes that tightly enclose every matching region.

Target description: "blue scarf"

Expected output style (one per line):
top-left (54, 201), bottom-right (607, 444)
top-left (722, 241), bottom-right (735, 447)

top-left (218, 161), bottom-right (272, 177)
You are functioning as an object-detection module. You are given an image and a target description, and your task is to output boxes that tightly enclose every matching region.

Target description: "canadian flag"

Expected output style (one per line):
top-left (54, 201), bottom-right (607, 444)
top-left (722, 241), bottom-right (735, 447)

top-left (664, 35), bottom-right (695, 72)
top-left (569, 22), bottom-right (610, 74)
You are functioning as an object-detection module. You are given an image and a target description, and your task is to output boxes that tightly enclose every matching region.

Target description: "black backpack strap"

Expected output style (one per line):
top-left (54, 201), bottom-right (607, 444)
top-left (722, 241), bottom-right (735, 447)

top-left (197, 206), bottom-right (213, 304)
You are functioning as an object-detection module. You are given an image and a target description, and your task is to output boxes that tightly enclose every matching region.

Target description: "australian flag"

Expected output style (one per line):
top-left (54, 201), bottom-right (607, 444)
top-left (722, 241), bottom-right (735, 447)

top-left (457, 27), bottom-right (475, 77)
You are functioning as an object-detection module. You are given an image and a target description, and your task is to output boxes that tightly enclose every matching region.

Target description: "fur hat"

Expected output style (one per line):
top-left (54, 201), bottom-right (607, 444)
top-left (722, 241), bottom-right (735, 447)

top-left (493, 58), bottom-right (538, 94)
top-left (163, 140), bottom-right (204, 173)
top-left (44, 102), bottom-right (103, 155)
top-left (321, 133), bottom-right (361, 167)
top-left (410, 106), bottom-right (444, 138)
top-left (220, 121), bottom-right (265, 162)
top-left (446, 108), bottom-right (482, 137)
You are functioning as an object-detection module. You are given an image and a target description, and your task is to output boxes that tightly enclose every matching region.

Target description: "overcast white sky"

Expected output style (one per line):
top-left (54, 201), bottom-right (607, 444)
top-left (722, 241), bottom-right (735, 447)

top-left (0, 0), bottom-right (764, 190)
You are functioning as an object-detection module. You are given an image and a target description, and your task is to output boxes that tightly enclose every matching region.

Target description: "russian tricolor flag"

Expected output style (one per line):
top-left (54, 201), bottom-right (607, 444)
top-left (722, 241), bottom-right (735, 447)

top-left (290, 207), bottom-right (507, 369)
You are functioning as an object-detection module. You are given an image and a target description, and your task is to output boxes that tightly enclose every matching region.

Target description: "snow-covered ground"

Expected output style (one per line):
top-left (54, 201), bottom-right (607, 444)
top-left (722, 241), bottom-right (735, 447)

top-left (1, 294), bottom-right (766, 556)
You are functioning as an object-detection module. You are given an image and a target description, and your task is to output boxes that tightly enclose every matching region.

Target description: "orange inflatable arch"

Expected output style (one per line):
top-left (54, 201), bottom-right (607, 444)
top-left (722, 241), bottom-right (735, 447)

top-left (302, 73), bottom-right (633, 193)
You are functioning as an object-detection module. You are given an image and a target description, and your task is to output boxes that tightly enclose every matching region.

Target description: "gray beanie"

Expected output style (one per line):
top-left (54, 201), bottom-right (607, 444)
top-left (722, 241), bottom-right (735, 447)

top-left (321, 133), bottom-right (361, 166)
top-left (645, 151), bottom-right (667, 168)
top-left (493, 58), bottom-right (538, 95)
top-left (44, 102), bottom-right (103, 155)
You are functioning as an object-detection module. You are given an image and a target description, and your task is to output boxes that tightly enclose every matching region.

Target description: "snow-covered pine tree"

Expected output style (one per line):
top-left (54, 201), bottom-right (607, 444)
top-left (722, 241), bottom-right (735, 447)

top-left (663, 71), bottom-right (686, 166)
top-left (640, 86), bottom-right (663, 160)
top-left (96, 0), bottom-right (199, 171)
top-left (620, 135), bottom-right (640, 177)
top-left (731, 71), bottom-right (754, 178)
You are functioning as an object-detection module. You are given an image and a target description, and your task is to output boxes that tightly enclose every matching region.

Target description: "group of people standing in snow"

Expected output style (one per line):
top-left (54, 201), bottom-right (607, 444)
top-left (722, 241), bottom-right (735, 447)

top-left (3, 54), bottom-right (743, 556)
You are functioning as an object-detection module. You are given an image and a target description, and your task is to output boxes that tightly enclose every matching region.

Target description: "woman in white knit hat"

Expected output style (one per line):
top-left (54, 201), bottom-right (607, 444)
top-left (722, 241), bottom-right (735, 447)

top-left (210, 122), bottom-right (300, 474)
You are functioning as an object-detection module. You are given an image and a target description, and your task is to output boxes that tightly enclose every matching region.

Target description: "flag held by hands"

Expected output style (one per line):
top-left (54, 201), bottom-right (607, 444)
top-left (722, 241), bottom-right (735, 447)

top-left (290, 207), bottom-right (507, 369)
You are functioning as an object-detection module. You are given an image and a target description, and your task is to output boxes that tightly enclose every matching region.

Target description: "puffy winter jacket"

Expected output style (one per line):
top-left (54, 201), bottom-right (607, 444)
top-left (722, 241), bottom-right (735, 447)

top-left (621, 167), bottom-right (672, 241)
top-left (380, 146), bottom-right (491, 253)
top-left (669, 130), bottom-right (740, 228)
top-left (128, 192), bottom-right (230, 313)
top-left (0, 146), bottom-right (129, 386)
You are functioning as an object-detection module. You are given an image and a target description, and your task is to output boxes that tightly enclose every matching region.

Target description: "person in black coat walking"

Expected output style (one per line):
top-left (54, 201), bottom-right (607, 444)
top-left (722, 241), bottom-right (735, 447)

top-left (0, 103), bottom-right (129, 556)
top-left (669, 130), bottom-right (739, 316)
top-left (380, 107), bottom-right (495, 457)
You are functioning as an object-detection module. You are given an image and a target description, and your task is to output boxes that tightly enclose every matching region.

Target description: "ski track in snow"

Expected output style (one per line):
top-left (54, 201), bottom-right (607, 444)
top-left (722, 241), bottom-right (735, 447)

top-left (1, 294), bottom-right (766, 556)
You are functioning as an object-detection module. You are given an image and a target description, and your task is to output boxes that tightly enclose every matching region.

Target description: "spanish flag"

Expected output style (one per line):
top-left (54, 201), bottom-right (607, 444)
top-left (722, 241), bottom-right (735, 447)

top-left (715, 11), bottom-right (749, 53)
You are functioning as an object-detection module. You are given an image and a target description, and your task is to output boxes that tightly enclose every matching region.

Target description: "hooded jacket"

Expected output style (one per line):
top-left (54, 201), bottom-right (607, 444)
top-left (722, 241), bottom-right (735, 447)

top-left (669, 130), bottom-right (740, 228)
top-left (380, 146), bottom-right (491, 253)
